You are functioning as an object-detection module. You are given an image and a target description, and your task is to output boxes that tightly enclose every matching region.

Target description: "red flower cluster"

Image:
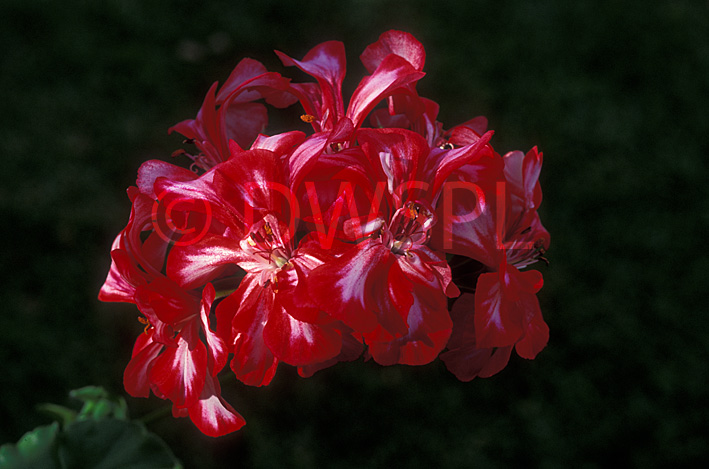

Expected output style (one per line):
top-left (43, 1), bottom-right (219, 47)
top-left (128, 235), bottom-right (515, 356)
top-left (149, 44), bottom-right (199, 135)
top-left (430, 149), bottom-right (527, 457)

top-left (100, 31), bottom-right (550, 436)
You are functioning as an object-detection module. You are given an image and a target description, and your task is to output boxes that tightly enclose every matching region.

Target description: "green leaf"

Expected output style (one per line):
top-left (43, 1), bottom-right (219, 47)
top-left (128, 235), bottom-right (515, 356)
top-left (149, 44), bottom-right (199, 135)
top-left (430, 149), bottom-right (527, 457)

top-left (36, 403), bottom-right (77, 426)
top-left (69, 386), bottom-right (110, 402)
top-left (0, 422), bottom-right (61, 469)
top-left (68, 385), bottom-right (129, 421)
top-left (57, 419), bottom-right (182, 469)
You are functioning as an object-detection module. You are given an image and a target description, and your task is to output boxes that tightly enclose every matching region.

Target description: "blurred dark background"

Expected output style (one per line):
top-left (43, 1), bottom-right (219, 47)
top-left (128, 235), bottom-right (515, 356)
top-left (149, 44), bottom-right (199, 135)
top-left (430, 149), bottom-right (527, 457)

top-left (1, 0), bottom-right (707, 467)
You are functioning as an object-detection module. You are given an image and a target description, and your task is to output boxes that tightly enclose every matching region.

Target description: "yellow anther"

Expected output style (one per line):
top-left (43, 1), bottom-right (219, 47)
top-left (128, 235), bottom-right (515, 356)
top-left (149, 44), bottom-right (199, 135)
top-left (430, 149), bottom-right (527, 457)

top-left (137, 316), bottom-right (151, 334)
top-left (300, 114), bottom-right (316, 123)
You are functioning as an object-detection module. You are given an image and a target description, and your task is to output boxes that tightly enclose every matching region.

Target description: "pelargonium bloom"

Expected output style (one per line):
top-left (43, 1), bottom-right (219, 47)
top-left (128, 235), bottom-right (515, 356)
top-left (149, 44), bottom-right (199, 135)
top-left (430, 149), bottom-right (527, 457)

top-left (99, 180), bottom-right (244, 436)
top-left (99, 29), bottom-right (550, 437)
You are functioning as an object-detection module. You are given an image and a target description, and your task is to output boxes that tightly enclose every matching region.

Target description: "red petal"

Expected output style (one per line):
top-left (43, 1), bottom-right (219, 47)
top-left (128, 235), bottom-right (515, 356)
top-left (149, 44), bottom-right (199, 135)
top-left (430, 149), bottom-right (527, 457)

top-left (428, 151), bottom-right (504, 265)
top-left (514, 292), bottom-right (549, 359)
top-left (215, 57), bottom-right (268, 102)
top-left (136, 160), bottom-right (197, 200)
top-left (187, 374), bottom-right (246, 437)
top-left (213, 148), bottom-right (289, 219)
top-left (287, 131), bottom-right (330, 194)
top-left (251, 130), bottom-right (306, 154)
top-left (298, 329), bottom-right (364, 377)
top-left (263, 299), bottom-right (342, 366)
top-left (98, 247), bottom-right (147, 303)
top-left (367, 272), bottom-right (452, 366)
top-left (218, 276), bottom-right (279, 387)
top-left (150, 322), bottom-right (208, 408)
top-left (223, 102), bottom-right (268, 150)
top-left (424, 130), bottom-right (494, 201)
top-left (200, 284), bottom-right (229, 375)
top-left (474, 271), bottom-right (525, 349)
top-left (360, 30), bottom-right (426, 73)
top-left (276, 40), bottom-right (346, 126)
top-left (134, 277), bottom-right (200, 326)
top-left (439, 293), bottom-right (512, 381)
top-left (441, 345), bottom-right (512, 382)
top-left (357, 127), bottom-right (428, 204)
top-left (167, 233), bottom-right (246, 290)
top-left (307, 240), bottom-right (391, 334)
top-left (123, 331), bottom-right (163, 398)
top-left (347, 54), bottom-right (425, 129)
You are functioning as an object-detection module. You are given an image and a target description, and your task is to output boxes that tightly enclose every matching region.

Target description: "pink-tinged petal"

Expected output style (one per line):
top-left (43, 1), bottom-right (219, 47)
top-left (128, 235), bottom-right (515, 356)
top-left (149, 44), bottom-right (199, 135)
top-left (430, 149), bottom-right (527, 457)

top-left (429, 152), bottom-right (505, 265)
top-left (478, 346), bottom-right (514, 378)
top-left (200, 284), bottom-right (228, 375)
top-left (134, 277), bottom-right (200, 326)
top-left (298, 328), bottom-right (364, 377)
top-left (474, 271), bottom-right (525, 349)
top-left (368, 290), bottom-right (452, 366)
top-left (501, 147), bottom-right (545, 238)
top-left (136, 160), bottom-right (197, 199)
top-left (251, 130), bottom-right (306, 154)
top-left (308, 240), bottom-right (392, 334)
top-left (218, 67), bottom-right (296, 109)
top-left (276, 41), bottom-right (346, 125)
top-left (214, 147), bottom-right (289, 219)
top-left (217, 276), bottom-right (279, 387)
top-left (170, 82), bottom-right (225, 165)
top-left (357, 128), bottom-right (428, 201)
top-left (474, 264), bottom-right (543, 349)
top-left (282, 82), bottom-right (324, 127)
top-left (150, 321), bottom-right (208, 408)
top-left (287, 131), bottom-right (331, 199)
top-left (347, 54), bottom-right (425, 129)
top-left (352, 255), bottom-right (411, 343)
top-left (263, 299), bottom-right (342, 366)
top-left (223, 102), bottom-right (268, 150)
top-left (98, 247), bottom-right (147, 303)
top-left (167, 233), bottom-right (246, 290)
top-left (439, 293), bottom-right (512, 381)
top-left (424, 130), bottom-right (494, 202)
top-left (215, 57), bottom-right (269, 102)
top-left (187, 374), bottom-right (246, 437)
top-left (153, 169), bottom-right (239, 231)
top-left (514, 291), bottom-right (549, 359)
top-left (385, 260), bottom-right (414, 329)
top-left (360, 30), bottom-right (426, 73)
top-left (123, 331), bottom-right (163, 398)
top-left (441, 345), bottom-right (513, 382)
top-left (121, 193), bottom-right (166, 279)
top-left (273, 262), bottom-right (321, 324)
top-left (447, 116), bottom-right (489, 145)
top-left (369, 108), bottom-right (410, 129)
top-left (284, 117), bottom-right (354, 191)
top-left (518, 147), bottom-right (543, 205)
top-left (412, 246), bottom-right (460, 298)
top-left (297, 148), bottom-right (380, 242)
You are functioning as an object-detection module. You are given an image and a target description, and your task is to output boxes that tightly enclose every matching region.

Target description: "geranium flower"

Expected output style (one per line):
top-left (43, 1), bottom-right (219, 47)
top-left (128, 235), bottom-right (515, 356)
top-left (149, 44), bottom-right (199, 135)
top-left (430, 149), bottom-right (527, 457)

top-left (99, 29), bottom-right (551, 437)
top-left (430, 123), bottom-right (550, 377)
top-left (169, 58), bottom-right (296, 171)
top-left (99, 171), bottom-right (244, 436)
top-left (306, 126), bottom-right (493, 365)
top-left (160, 146), bottom-right (345, 385)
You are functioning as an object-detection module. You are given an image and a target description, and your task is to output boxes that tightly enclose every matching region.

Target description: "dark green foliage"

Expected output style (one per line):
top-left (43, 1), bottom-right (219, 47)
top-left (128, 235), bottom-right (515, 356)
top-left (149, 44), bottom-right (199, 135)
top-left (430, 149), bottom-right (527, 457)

top-left (1, 0), bottom-right (707, 467)
top-left (0, 387), bottom-right (181, 469)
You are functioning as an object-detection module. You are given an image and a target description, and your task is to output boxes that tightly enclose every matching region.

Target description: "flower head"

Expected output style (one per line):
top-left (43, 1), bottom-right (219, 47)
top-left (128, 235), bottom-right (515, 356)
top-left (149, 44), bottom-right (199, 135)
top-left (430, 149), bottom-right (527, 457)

top-left (100, 29), bottom-right (550, 436)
